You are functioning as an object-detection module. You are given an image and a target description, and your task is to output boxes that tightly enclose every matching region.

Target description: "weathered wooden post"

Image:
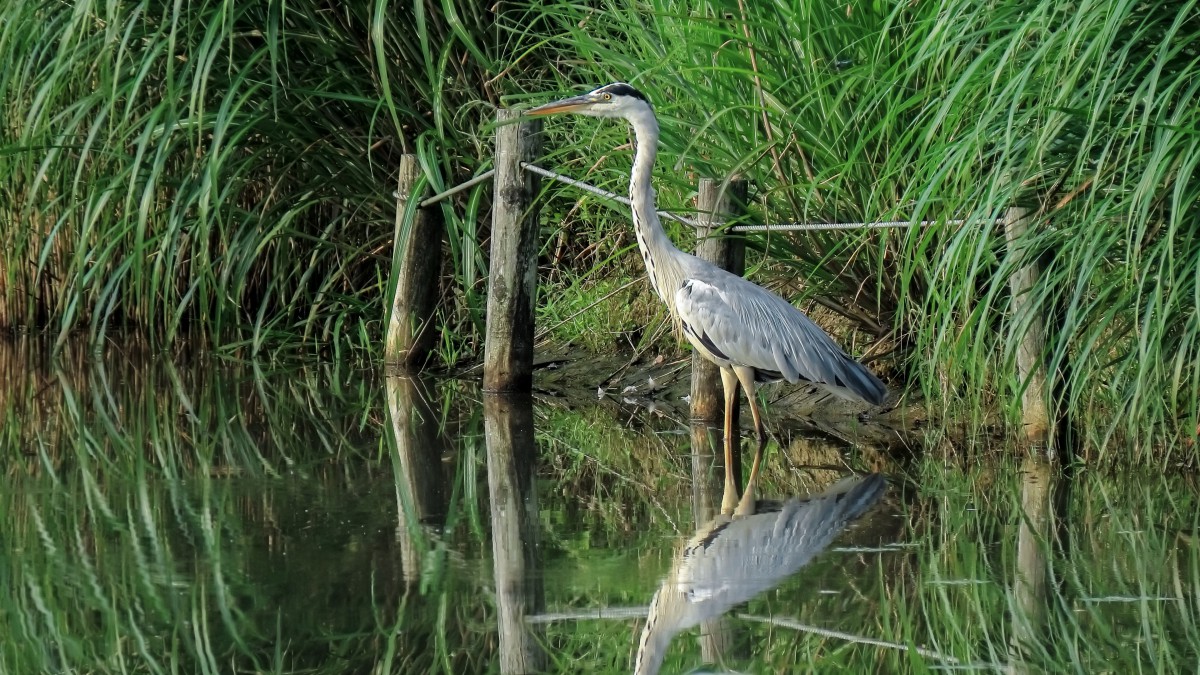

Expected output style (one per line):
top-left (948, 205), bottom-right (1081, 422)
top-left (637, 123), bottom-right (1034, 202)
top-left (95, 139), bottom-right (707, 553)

top-left (690, 178), bottom-right (747, 423)
top-left (1004, 206), bottom-right (1053, 449)
top-left (484, 109), bottom-right (542, 392)
top-left (386, 154), bottom-right (444, 366)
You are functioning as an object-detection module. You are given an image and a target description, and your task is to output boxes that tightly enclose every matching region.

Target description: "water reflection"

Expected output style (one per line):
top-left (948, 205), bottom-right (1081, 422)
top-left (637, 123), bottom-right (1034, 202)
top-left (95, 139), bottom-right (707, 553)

top-left (689, 423), bottom-right (738, 665)
top-left (1, 337), bottom-right (1197, 674)
top-left (1009, 457), bottom-right (1060, 674)
top-left (484, 393), bottom-right (546, 674)
top-left (385, 370), bottom-right (448, 586)
top-left (634, 473), bottom-right (887, 674)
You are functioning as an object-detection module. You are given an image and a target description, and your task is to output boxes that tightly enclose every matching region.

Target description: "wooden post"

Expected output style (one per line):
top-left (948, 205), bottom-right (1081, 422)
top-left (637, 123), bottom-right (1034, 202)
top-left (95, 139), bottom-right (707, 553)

top-left (690, 178), bottom-right (747, 423)
top-left (1004, 206), bottom-right (1053, 448)
top-left (386, 154), bottom-right (444, 366)
top-left (484, 109), bottom-right (542, 392)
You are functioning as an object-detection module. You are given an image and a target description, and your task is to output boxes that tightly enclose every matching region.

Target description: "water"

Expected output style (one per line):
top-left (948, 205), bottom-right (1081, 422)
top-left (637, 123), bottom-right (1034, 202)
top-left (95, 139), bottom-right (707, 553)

top-left (1, 340), bottom-right (1197, 674)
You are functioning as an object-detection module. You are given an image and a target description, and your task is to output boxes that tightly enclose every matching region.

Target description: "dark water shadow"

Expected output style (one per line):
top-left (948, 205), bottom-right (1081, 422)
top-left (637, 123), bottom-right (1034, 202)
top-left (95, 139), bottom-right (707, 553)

top-left (532, 348), bottom-right (919, 455)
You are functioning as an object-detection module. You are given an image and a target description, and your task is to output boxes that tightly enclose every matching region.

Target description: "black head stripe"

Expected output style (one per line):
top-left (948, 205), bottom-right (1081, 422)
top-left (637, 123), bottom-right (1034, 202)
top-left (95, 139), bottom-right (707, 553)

top-left (597, 82), bottom-right (650, 104)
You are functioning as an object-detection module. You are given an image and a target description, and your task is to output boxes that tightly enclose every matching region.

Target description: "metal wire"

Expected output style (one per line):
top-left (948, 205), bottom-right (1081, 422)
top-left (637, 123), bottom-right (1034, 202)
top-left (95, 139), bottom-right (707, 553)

top-left (523, 607), bottom-right (649, 624)
top-left (521, 162), bottom-right (699, 228)
top-left (402, 162), bottom-right (987, 232)
top-left (392, 169), bottom-right (496, 208)
top-left (733, 219), bottom-right (974, 233)
top-left (739, 613), bottom-right (963, 664)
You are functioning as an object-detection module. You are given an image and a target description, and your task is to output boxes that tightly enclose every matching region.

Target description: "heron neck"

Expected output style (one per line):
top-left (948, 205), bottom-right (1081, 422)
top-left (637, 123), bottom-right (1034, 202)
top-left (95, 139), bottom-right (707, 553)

top-left (628, 110), bottom-right (685, 313)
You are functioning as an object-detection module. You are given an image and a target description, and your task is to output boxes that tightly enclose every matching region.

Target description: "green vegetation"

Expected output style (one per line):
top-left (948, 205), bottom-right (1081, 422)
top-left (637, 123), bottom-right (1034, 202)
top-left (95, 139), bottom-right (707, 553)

top-left (3, 0), bottom-right (1198, 459)
top-left (4, 4), bottom-right (1195, 668)
top-left (534, 278), bottom-right (668, 353)
top-left (522, 0), bottom-right (1200, 463)
top-left (0, 0), bottom-right (504, 359)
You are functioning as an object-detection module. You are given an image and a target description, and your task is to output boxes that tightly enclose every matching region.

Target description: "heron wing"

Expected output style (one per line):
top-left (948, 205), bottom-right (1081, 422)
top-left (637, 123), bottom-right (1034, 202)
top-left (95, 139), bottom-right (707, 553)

top-left (674, 272), bottom-right (886, 403)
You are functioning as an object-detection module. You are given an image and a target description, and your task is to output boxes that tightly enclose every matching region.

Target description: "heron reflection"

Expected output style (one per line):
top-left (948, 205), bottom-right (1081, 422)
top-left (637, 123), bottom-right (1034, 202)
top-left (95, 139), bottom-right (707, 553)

top-left (634, 473), bottom-right (887, 674)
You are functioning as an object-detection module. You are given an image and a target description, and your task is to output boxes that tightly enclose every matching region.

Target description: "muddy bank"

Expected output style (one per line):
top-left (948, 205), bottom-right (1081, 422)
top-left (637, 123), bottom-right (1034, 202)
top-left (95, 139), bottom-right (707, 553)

top-left (529, 345), bottom-right (922, 451)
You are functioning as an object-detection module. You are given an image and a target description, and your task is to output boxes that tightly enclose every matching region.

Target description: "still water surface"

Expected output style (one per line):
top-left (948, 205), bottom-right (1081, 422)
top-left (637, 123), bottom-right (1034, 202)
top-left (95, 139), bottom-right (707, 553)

top-left (2, 342), bottom-right (1197, 673)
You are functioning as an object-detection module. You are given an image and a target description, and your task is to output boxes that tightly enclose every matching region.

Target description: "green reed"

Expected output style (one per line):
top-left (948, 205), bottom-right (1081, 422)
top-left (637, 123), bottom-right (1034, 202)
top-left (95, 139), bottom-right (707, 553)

top-left (3, 0), bottom-right (1198, 462)
top-left (514, 0), bottom-right (1200, 463)
top-left (0, 0), bottom-right (509, 362)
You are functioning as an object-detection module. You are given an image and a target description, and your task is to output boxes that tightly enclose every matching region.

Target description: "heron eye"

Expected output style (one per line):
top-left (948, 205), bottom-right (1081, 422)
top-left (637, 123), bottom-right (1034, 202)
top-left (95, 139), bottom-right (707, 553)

top-left (602, 93), bottom-right (612, 100)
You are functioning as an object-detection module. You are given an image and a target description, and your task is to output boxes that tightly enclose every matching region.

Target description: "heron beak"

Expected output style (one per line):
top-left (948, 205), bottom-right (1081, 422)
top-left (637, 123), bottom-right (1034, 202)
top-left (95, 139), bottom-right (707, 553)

top-left (525, 93), bottom-right (597, 116)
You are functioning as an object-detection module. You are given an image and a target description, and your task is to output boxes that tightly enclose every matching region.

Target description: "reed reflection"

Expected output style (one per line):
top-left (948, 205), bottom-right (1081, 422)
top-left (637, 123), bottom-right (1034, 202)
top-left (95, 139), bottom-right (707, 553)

top-left (484, 393), bottom-right (545, 674)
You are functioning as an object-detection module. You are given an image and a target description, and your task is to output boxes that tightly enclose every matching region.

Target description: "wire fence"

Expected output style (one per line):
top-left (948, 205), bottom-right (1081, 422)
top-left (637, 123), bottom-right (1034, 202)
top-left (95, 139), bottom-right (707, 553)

top-left (520, 162), bottom-right (701, 227)
top-left (399, 162), bottom-right (995, 232)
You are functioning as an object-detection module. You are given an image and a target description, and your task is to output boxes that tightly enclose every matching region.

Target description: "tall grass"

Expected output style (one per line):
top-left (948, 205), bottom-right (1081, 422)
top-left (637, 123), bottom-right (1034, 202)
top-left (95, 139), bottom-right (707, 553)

top-left (512, 0), bottom-right (1200, 463)
top-left (2, 0), bottom-right (1198, 461)
top-left (0, 0), bottom-right (510, 359)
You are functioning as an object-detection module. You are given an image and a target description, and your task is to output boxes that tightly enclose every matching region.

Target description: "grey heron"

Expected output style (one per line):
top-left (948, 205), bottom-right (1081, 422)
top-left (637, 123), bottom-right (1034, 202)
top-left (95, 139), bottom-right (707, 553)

top-left (633, 473), bottom-right (887, 674)
top-left (527, 83), bottom-right (888, 515)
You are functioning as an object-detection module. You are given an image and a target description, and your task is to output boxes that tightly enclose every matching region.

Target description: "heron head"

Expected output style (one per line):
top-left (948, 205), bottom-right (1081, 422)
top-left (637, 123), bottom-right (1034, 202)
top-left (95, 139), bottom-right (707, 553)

top-left (525, 82), bottom-right (652, 119)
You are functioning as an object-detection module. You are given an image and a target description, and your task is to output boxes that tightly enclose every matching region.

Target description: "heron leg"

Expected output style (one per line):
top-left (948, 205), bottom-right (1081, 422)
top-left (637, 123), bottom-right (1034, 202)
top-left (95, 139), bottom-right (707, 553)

top-left (734, 366), bottom-right (768, 516)
top-left (719, 367), bottom-right (741, 515)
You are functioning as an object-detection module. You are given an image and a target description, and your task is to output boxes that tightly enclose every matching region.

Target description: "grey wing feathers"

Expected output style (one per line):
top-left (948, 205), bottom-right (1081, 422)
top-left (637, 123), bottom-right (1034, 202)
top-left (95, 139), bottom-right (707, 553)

top-left (674, 273), bottom-right (888, 405)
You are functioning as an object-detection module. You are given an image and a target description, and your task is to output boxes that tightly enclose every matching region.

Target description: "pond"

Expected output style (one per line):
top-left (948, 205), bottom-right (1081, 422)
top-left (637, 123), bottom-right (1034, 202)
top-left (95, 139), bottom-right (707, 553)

top-left (1, 338), bottom-right (1197, 673)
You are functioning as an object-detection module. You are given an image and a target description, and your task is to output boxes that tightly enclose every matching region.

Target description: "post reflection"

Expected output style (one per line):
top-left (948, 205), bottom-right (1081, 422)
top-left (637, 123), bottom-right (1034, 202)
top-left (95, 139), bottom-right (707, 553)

top-left (634, 473), bottom-right (887, 675)
top-left (688, 422), bottom-right (737, 666)
top-left (384, 371), bottom-right (448, 587)
top-left (484, 393), bottom-right (545, 674)
top-left (1009, 457), bottom-right (1058, 674)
